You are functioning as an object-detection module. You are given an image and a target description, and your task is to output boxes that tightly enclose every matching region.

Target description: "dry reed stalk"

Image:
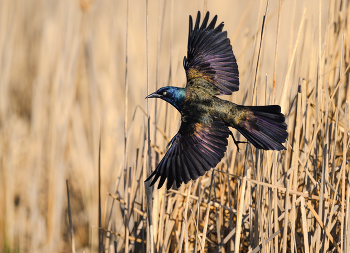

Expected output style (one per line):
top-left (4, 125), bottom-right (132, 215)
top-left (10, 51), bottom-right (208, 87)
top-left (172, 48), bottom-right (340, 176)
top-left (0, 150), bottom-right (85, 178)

top-left (234, 158), bottom-right (248, 252)
top-left (200, 170), bottom-right (214, 253)
top-left (156, 186), bottom-right (166, 252)
top-left (254, 150), bottom-right (261, 248)
top-left (326, 154), bottom-right (350, 248)
top-left (214, 175), bottom-right (222, 253)
top-left (290, 86), bottom-right (301, 253)
top-left (314, 34), bottom-right (324, 251)
top-left (280, 8), bottom-right (306, 115)
top-left (184, 217), bottom-right (188, 253)
top-left (108, 194), bottom-right (147, 218)
top-left (258, 201), bottom-right (266, 253)
top-left (323, 82), bottom-right (330, 250)
top-left (105, 111), bottom-right (146, 250)
top-left (300, 197), bottom-right (309, 253)
top-left (305, 201), bottom-right (340, 252)
top-left (98, 137), bottom-right (103, 252)
top-left (346, 158), bottom-right (350, 253)
top-left (341, 101), bottom-right (348, 252)
top-left (215, 168), bottom-right (340, 205)
top-left (184, 181), bottom-right (199, 230)
top-left (169, 187), bottom-right (237, 213)
top-left (99, 227), bottom-right (146, 244)
top-left (163, 194), bottom-right (182, 251)
top-left (123, 0), bottom-right (129, 251)
top-left (145, 0), bottom-right (154, 252)
top-left (154, 0), bottom-right (166, 135)
top-left (124, 161), bottom-right (130, 252)
top-left (272, 152), bottom-right (279, 253)
top-left (66, 180), bottom-right (76, 253)
top-left (227, 162), bottom-right (235, 251)
top-left (220, 167), bottom-right (226, 253)
top-left (129, 129), bottom-right (145, 201)
top-left (330, 64), bottom-right (350, 102)
top-left (251, 227), bottom-right (284, 253)
top-left (151, 11), bottom-right (167, 242)
top-left (178, 182), bottom-right (192, 253)
top-left (248, 159), bottom-right (253, 252)
top-left (193, 181), bottom-right (201, 253)
top-left (161, 195), bottom-right (173, 252)
top-left (215, 215), bottom-right (250, 253)
top-left (282, 178), bottom-right (289, 253)
top-left (252, 1), bottom-right (269, 106)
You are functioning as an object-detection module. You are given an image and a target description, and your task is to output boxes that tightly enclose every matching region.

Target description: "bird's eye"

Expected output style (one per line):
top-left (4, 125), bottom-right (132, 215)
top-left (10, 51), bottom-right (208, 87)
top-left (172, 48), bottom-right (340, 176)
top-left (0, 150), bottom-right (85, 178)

top-left (163, 91), bottom-right (167, 96)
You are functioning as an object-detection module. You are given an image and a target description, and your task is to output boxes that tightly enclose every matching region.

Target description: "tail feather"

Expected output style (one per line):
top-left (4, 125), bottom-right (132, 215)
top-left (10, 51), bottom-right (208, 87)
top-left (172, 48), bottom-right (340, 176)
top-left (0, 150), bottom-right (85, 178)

top-left (245, 105), bottom-right (281, 114)
top-left (236, 105), bottom-right (288, 150)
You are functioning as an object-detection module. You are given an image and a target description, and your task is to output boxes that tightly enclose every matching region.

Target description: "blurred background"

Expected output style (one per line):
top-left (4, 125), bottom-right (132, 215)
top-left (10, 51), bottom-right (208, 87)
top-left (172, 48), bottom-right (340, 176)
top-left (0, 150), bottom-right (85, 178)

top-left (1, 0), bottom-right (347, 252)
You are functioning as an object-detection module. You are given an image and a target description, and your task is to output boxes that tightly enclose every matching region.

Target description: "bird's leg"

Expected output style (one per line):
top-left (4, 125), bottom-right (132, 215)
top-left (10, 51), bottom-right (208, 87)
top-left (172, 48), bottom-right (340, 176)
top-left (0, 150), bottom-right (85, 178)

top-left (229, 130), bottom-right (247, 152)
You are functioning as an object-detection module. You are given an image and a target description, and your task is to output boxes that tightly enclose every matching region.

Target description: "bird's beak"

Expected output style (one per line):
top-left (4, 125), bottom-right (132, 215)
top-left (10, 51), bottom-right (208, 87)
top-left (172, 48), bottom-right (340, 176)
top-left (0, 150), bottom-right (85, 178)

top-left (145, 92), bottom-right (162, 99)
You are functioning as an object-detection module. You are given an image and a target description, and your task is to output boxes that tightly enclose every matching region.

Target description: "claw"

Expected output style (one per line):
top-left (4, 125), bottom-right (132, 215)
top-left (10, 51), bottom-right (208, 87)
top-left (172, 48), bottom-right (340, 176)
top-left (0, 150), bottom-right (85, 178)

top-left (229, 130), bottom-right (247, 153)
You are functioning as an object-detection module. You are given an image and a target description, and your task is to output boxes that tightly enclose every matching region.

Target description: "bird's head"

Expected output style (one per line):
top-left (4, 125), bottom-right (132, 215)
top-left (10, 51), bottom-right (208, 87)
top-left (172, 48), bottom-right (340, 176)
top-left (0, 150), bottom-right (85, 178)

top-left (146, 86), bottom-right (186, 112)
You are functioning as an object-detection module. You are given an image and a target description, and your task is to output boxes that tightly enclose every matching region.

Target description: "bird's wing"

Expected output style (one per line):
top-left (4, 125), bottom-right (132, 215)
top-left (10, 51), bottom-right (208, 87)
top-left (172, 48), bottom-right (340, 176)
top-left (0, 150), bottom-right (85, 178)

top-left (184, 11), bottom-right (239, 95)
top-left (145, 119), bottom-right (230, 189)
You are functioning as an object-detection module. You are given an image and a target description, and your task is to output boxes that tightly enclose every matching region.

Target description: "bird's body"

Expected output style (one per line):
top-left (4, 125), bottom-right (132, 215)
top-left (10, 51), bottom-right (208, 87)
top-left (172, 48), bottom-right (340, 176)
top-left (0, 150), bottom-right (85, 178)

top-left (184, 81), bottom-right (244, 125)
top-left (146, 12), bottom-right (288, 189)
top-left (173, 83), bottom-right (244, 127)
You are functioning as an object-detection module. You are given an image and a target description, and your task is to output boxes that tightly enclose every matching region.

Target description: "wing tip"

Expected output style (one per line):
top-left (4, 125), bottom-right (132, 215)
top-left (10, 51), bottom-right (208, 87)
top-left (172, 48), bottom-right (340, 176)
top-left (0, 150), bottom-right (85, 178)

top-left (185, 11), bottom-right (240, 95)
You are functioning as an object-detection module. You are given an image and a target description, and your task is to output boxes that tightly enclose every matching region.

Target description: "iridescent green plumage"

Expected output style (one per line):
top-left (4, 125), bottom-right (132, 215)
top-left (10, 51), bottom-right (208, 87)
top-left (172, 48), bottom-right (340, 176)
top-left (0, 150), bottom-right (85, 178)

top-left (145, 11), bottom-right (288, 190)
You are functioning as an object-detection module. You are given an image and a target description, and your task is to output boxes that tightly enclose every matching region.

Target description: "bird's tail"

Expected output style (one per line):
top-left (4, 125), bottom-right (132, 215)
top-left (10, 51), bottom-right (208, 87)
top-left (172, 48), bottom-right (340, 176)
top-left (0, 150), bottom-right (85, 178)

top-left (235, 105), bottom-right (288, 150)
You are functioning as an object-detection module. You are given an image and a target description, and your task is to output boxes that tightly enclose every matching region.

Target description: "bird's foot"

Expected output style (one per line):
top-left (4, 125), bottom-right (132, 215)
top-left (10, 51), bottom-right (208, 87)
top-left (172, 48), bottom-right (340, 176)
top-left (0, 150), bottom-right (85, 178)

top-left (229, 131), bottom-right (247, 153)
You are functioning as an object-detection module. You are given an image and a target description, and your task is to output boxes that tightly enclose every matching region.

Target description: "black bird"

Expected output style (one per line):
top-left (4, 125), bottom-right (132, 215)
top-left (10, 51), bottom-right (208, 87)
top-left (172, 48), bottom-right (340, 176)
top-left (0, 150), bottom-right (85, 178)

top-left (145, 11), bottom-right (288, 190)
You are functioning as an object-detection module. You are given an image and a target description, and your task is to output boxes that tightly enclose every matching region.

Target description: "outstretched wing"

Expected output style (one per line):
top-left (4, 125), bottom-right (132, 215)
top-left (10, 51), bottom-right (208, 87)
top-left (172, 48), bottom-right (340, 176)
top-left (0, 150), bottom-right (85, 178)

top-left (145, 120), bottom-right (230, 190)
top-left (184, 11), bottom-right (239, 95)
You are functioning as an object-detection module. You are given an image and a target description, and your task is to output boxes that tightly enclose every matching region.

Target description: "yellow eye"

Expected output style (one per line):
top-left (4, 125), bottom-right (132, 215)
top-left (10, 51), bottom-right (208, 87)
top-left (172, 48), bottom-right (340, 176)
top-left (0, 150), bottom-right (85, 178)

top-left (163, 91), bottom-right (167, 96)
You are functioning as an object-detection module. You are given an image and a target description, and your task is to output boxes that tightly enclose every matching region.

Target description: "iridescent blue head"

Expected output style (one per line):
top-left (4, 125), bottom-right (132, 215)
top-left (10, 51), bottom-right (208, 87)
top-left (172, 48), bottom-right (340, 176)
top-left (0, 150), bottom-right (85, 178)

top-left (146, 86), bottom-right (186, 112)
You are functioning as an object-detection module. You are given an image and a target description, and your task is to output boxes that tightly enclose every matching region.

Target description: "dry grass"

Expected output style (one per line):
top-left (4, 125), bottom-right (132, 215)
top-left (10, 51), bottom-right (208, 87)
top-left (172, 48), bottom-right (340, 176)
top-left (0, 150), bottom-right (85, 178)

top-left (1, 0), bottom-right (349, 252)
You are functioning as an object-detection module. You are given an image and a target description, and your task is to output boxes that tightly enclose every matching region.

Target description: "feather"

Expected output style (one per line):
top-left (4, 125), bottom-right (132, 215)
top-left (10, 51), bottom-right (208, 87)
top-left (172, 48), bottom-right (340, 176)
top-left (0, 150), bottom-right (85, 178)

top-left (235, 106), bottom-right (288, 151)
top-left (145, 120), bottom-right (230, 189)
top-left (184, 11), bottom-right (239, 95)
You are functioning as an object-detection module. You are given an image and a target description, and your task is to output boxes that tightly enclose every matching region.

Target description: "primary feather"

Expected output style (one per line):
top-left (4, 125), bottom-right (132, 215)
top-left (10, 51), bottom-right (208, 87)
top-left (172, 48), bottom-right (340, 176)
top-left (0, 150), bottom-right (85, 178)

top-left (184, 11), bottom-right (239, 95)
top-left (146, 120), bottom-right (230, 189)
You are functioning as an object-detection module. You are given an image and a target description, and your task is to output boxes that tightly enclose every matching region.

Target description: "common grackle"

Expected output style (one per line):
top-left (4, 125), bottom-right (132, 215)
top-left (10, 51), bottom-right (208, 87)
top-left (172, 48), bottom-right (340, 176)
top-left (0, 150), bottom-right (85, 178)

top-left (145, 11), bottom-right (288, 190)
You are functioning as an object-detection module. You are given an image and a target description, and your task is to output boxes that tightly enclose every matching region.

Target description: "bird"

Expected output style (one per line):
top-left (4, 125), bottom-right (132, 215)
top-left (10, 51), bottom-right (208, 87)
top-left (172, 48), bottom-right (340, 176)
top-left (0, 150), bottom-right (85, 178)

top-left (145, 11), bottom-right (288, 190)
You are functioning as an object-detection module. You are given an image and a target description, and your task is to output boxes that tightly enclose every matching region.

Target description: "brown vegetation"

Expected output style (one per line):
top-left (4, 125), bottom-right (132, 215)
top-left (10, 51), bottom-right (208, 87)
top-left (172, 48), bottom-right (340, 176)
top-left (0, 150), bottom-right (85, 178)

top-left (0, 0), bottom-right (349, 252)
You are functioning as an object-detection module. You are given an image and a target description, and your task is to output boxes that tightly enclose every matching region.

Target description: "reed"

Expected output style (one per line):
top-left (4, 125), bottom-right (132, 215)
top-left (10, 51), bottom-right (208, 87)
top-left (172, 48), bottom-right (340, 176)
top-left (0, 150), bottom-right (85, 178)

top-left (0, 0), bottom-right (349, 252)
